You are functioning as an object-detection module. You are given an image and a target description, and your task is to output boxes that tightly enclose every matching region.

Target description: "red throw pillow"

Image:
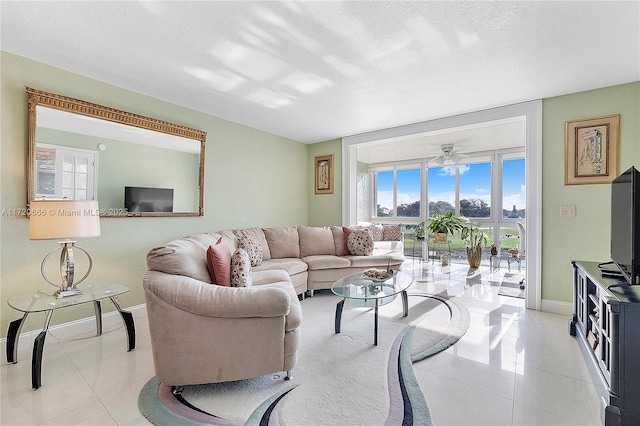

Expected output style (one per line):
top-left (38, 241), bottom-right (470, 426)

top-left (342, 226), bottom-right (355, 256)
top-left (206, 237), bottom-right (231, 286)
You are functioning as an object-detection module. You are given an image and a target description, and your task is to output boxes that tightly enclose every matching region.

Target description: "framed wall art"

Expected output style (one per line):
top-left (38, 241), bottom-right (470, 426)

top-left (314, 154), bottom-right (334, 194)
top-left (565, 114), bottom-right (620, 185)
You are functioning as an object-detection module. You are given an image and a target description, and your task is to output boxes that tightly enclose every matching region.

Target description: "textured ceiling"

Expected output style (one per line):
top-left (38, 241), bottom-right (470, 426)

top-left (2, 1), bottom-right (639, 144)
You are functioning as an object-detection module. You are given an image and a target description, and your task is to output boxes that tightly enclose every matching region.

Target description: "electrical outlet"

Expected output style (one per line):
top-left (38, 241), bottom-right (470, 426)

top-left (560, 205), bottom-right (576, 218)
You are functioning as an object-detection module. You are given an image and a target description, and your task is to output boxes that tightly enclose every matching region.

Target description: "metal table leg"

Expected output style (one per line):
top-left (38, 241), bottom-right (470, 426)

top-left (93, 300), bottom-right (103, 336)
top-left (109, 296), bottom-right (136, 351)
top-left (32, 310), bottom-right (54, 389)
top-left (7, 313), bottom-right (28, 363)
top-left (374, 299), bottom-right (379, 346)
top-left (401, 290), bottom-right (409, 317)
top-left (335, 299), bottom-right (345, 334)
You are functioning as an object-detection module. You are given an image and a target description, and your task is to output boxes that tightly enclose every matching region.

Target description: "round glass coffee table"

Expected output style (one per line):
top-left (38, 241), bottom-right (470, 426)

top-left (331, 271), bottom-right (414, 346)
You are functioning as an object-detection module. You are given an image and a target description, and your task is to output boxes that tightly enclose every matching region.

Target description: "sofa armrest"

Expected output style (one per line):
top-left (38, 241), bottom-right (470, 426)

top-left (144, 270), bottom-right (291, 319)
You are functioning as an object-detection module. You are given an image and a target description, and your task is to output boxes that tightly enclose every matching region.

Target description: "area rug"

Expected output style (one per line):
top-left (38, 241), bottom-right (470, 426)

top-left (498, 274), bottom-right (525, 299)
top-left (138, 291), bottom-right (469, 426)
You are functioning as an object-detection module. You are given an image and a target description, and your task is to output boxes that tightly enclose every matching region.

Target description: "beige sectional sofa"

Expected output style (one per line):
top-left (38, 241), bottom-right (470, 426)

top-left (145, 225), bottom-right (404, 297)
top-left (143, 225), bottom-right (403, 387)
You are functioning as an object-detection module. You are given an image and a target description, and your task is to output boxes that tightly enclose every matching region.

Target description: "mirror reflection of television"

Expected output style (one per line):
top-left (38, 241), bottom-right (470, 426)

top-left (611, 166), bottom-right (640, 285)
top-left (124, 186), bottom-right (174, 213)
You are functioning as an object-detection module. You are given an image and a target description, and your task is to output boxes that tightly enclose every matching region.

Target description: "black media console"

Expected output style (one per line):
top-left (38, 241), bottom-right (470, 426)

top-left (570, 261), bottom-right (640, 425)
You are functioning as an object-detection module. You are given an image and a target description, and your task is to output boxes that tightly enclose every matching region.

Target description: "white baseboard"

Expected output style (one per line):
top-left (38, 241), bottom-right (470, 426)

top-left (541, 299), bottom-right (573, 316)
top-left (1, 304), bottom-right (146, 356)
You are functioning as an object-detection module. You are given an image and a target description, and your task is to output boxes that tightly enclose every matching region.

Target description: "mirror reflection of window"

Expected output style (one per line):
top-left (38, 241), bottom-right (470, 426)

top-left (35, 146), bottom-right (56, 197)
top-left (36, 144), bottom-right (97, 200)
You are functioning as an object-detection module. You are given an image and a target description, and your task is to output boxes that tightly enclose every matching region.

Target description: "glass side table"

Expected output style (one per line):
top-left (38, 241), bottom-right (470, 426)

top-left (428, 239), bottom-right (452, 264)
top-left (6, 283), bottom-right (135, 389)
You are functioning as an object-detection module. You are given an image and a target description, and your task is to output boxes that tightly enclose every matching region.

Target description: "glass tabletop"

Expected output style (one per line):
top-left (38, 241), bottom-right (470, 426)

top-left (331, 271), bottom-right (413, 301)
top-left (7, 283), bottom-right (129, 313)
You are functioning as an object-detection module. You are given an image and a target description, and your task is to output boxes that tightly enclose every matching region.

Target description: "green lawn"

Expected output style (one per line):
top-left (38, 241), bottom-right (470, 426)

top-left (401, 225), bottom-right (521, 256)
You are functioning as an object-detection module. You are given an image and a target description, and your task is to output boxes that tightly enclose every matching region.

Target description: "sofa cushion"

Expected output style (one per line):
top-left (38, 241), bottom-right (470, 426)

top-left (253, 258), bottom-right (308, 276)
top-left (147, 237), bottom-right (212, 283)
top-left (342, 226), bottom-right (356, 256)
top-left (298, 226), bottom-right (335, 258)
top-left (331, 226), bottom-right (344, 256)
top-left (206, 237), bottom-right (232, 286)
top-left (186, 232), bottom-right (223, 248)
top-left (239, 235), bottom-right (263, 267)
top-left (230, 248), bottom-right (252, 287)
top-left (346, 251), bottom-right (405, 268)
top-left (383, 224), bottom-right (403, 241)
top-left (234, 227), bottom-right (271, 261)
top-left (347, 228), bottom-right (374, 256)
top-left (263, 227), bottom-right (300, 259)
top-left (302, 255), bottom-right (351, 270)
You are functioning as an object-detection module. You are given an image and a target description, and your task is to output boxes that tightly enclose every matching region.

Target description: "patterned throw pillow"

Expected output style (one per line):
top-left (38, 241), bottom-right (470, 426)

top-left (383, 225), bottom-right (403, 241)
top-left (239, 235), bottom-right (263, 266)
top-left (370, 224), bottom-right (384, 242)
top-left (347, 228), bottom-right (374, 256)
top-left (230, 248), bottom-right (252, 287)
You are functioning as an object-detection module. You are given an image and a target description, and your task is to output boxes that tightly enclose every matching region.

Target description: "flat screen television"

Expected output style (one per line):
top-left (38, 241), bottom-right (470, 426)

top-left (124, 186), bottom-right (174, 213)
top-left (611, 166), bottom-right (640, 285)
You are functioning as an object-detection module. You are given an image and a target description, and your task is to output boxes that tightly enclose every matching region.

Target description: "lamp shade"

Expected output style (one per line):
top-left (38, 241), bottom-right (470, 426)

top-left (29, 200), bottom-right (101, 240)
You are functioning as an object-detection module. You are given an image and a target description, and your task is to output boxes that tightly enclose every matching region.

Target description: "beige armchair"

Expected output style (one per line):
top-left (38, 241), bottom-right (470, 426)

top-left (143, 266), bottom-right (301, 390)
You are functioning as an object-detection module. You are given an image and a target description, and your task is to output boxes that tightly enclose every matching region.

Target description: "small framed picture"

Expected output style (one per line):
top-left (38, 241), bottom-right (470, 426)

top-left (314, 154), bottom-right (334, 195)
top-left (565, 114), bottom-right (620, 185)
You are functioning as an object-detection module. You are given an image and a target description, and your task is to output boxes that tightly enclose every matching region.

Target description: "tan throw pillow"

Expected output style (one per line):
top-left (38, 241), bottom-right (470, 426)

top-left (347, 229), bottom-right (374, 256)
top-left (239, 235), bottom-right (263, 266)
top-left (230, 248), bottom-right (252, 287)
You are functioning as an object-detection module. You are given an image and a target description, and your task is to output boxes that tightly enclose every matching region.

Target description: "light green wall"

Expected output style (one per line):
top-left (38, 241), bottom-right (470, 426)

top-left (37, 128), bottom-right (200, 211)
top-left (1, 52), bottom-right (308, 337)
top-left (541, 82), bottom-right (640, 303)
top-left (308, 139), bottom-right (342, 226)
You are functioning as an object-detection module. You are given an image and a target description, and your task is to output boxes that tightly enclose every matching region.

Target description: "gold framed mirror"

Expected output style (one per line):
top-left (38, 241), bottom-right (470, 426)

top-left (26, 87), bottom-right (206, 217)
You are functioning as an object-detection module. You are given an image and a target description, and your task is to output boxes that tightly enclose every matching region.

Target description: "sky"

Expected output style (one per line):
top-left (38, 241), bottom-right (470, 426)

top-left (376, 158), bottom-right (526, 213)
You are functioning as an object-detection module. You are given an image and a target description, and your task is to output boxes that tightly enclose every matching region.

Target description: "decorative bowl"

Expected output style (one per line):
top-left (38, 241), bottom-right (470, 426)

top-left (362, 269), bottom-right (392, 282)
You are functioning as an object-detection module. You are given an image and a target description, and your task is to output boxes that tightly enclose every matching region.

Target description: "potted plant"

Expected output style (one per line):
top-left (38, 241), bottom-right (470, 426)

top-left (415, 222), bottom-right (427, 240)
top-left (427, 212), bottom-right (463, 242)
top-left (460, 218), bottom-right (488, 268)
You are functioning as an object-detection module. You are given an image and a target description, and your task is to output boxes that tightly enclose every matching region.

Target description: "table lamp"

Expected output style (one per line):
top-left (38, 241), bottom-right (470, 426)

top-left (29, 199), bottom-right (101, 298)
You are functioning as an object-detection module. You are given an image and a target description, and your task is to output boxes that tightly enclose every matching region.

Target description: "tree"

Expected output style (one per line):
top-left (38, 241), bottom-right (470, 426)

top-left (460, 198), bottom-right (490, 218)
top-left (397, 201), bottom-right (420, 217)
top-left (428, 201), bottom-right (454, 217)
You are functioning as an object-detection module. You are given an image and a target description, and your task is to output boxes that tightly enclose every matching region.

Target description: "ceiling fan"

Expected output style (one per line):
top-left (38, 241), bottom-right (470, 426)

top-left (431, 143), bottom-right (464, 165)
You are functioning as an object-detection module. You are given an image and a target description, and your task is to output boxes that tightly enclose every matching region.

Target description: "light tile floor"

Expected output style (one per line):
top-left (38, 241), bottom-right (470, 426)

top-left (1, 260), bottom-right (602, 425)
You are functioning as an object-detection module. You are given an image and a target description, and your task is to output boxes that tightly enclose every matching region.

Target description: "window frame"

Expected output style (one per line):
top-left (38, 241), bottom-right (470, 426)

top-left (369, 160), bottom-right (422, 223)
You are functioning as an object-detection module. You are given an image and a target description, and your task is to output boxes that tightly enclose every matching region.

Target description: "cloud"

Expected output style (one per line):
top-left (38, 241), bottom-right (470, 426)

top-left (376, 190), bottom-right (393, 209)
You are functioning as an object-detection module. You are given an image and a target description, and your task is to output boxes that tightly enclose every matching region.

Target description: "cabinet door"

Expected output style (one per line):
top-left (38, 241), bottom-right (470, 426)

top-left (598, 297), bottom-right (615, 387)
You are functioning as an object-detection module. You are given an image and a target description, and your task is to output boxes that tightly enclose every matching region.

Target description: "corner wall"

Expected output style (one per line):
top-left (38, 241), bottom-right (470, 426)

top-left (0, 52), bottom-right (309, 337)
